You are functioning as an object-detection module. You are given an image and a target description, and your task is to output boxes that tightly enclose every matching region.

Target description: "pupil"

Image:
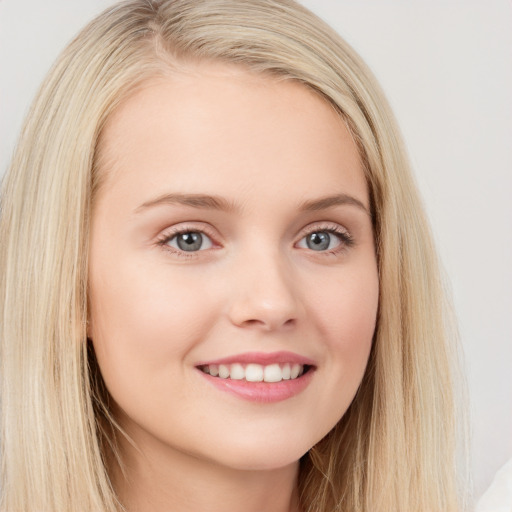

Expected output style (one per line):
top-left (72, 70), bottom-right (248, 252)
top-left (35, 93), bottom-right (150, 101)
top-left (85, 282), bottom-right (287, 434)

top-left (177, 232), bottom-right (202, 251)
top-left (307, 232), bottom-right (330, 251)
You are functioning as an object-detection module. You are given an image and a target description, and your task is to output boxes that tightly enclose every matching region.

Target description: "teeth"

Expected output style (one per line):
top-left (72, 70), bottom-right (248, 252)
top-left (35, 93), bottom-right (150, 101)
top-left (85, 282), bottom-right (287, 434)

top-left (230, 363), bottom-right (245, 380)
top-left (290, 363), bottom-right (301, 379)
top-left (245, 364), bottom-right (264, 382)
top-left (200, 363), bottom-right (307, 382)
top-left (263, 363), bottom-right (282, 383)
top-left (218, 364), bottom-right (230, 379)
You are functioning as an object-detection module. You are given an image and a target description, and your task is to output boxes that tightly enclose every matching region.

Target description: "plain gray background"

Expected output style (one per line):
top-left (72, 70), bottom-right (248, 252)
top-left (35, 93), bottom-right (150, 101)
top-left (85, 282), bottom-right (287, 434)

top-left (1, 0), bottom-right (511, 502)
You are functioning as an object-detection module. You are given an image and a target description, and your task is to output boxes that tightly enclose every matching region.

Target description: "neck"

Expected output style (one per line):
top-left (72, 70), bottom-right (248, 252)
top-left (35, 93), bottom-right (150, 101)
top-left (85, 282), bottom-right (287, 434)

top-left (111, 431), bottom-right (302, 512)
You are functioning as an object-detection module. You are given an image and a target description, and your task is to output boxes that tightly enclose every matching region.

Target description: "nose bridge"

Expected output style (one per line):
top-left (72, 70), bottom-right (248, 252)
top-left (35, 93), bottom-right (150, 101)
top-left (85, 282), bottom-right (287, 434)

top-left (228, 243), bottom-right (300, 330)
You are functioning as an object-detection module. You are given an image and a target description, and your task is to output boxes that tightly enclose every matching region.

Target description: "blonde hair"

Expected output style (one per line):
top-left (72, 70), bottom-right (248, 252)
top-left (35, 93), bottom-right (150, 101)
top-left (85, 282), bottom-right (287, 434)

top-left (0, 1), bottom-right (468, 510)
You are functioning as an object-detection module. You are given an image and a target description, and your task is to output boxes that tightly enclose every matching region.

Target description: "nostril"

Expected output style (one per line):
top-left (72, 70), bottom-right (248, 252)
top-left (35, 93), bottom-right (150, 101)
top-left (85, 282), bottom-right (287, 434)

top-left (242, 319), bottom-right (264, 327)
top-left (239, 317), bottom-right (296, 330)
top-left (241, 318), bottom-right (275, 328)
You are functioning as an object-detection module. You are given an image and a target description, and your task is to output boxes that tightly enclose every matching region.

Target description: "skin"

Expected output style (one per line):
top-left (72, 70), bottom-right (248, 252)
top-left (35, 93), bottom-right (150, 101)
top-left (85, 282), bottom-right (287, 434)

top-left (88, 63), bottom-right (379, 512)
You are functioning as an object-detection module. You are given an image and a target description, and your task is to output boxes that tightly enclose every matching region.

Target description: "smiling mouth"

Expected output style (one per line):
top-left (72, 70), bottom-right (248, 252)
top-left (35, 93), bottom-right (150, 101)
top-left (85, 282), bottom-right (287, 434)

top-left (198, 363), bottom-right (312, 383)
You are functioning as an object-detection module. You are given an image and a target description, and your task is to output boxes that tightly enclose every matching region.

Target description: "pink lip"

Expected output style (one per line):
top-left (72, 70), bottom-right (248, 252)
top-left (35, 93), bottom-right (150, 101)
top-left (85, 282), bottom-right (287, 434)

top-left (197, 369), bottom-right (314, 403)
top-left (195, 350), bottom-right (315, 367)
top-left (195, 351), bottom-right (316, 403)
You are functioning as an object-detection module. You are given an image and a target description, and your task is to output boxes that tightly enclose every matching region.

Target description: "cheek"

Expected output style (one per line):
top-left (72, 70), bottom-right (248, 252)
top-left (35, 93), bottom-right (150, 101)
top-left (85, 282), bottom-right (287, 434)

top-left (309, 263), bottom-right (378, 391)
top-left (88, 261), bottom-right (218, 394)
top-left (286, 263), bottom-right (378, 444)
top-left (314, 263), bottom-right (379, 347)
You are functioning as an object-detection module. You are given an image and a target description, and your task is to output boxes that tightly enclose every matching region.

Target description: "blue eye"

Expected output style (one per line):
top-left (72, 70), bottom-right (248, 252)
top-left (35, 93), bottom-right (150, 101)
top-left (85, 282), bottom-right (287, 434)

top-left (297, 229), bottom-right (348, 252)
top-left (166, 231), bottom-right (213, 252)
top-left (306, 232), bottom-right (335, 251)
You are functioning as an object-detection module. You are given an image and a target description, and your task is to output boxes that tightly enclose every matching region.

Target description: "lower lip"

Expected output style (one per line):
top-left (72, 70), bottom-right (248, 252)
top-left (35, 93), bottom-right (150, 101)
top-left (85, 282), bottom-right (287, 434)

top-left (197, 368), bottom-right (315, 403)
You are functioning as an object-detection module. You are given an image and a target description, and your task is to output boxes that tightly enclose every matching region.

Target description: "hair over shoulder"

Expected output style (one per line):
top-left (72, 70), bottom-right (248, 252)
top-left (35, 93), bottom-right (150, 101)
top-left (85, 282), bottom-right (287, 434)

top-left (0, 1), bottom-right (468, 511)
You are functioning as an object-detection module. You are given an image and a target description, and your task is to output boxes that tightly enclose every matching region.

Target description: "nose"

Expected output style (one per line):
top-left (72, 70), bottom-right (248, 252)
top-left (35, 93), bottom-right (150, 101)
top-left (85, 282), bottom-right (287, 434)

top-left (227, 250), bottom-right (301, 331)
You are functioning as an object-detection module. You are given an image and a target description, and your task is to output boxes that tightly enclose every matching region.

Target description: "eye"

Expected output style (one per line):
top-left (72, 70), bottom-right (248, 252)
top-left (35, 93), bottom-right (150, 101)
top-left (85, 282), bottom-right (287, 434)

top-left (296, 227), bottom-right (353, 252)
top-left (297, 231), bottom-right (340, 251)
top-left (165, 231), bottom-right (213, 252)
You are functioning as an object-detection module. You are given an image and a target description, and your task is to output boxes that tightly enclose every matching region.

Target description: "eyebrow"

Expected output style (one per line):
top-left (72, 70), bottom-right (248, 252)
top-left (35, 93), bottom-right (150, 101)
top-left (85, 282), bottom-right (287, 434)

top-left (135, 193), bottom-right (236, 213)
top-left (135, 192), bottom-right (369, 216)
top-left (299, 194), bottom-right (370, 215)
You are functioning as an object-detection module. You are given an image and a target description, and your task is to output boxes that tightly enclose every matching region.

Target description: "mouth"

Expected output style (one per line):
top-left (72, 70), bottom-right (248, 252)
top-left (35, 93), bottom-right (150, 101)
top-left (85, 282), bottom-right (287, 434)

top-left (197, 362), bottom-right (313, 383)
top-left (195, 352), bottom-right (316, 402)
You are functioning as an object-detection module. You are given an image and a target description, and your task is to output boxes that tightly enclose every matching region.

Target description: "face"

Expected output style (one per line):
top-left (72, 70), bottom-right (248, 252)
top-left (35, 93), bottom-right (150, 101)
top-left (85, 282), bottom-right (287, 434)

top-left (88, 63), bottom-right (379, 472)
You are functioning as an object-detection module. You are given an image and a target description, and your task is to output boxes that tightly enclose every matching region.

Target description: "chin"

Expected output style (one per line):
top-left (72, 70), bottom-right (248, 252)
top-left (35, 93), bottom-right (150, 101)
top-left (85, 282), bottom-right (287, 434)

top-left (199, 429), bottom-right (321, 472)
top-left (214, 448), bottom-right (305, 472)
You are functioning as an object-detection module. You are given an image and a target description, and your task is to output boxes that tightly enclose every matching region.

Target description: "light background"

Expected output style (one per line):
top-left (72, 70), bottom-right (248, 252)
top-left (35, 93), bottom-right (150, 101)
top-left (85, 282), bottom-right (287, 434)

top-left (1, 0), bottom-right (511, 503)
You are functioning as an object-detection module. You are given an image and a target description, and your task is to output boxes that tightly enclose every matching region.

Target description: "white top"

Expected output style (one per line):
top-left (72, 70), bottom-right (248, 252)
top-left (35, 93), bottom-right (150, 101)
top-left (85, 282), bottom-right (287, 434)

top-left (476, 458), bottom-right (512, 512)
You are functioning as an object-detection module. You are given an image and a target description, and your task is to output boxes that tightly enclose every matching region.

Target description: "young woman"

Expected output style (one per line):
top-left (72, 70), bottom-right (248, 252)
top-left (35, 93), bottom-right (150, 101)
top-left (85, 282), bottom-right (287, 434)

top-left (0, 1), bottom-right (467, 511)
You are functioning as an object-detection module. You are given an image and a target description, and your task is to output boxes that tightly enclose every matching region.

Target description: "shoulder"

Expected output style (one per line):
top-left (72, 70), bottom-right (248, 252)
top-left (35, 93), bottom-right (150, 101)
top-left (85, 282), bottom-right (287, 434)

top-left (476, 458), bottom-right (512, 512)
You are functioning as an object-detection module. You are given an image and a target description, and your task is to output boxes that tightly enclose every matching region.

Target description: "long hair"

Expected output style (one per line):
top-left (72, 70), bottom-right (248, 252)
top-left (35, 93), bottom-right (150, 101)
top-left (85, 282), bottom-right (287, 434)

top-left (0, 1), bottom-right (467, 510)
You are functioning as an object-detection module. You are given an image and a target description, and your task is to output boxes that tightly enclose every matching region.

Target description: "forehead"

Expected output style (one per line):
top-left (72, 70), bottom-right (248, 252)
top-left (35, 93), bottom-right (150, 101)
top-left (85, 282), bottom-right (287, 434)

top-left (94, 62), bottom-right (367, 210)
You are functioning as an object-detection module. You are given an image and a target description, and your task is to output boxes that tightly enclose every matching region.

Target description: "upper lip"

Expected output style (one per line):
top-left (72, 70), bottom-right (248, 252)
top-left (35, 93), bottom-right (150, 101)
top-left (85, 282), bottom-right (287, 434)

top-left (195, 351), bottom-right (316, 367)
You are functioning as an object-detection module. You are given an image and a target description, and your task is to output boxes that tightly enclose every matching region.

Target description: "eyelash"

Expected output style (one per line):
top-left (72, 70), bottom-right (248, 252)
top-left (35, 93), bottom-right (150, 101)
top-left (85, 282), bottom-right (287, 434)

top-left (298, 224), bottom-right (354, 254)
top-left (155, 225), bottom-right (217, 259)
top-left (155, 223), bottom-right (354, 258)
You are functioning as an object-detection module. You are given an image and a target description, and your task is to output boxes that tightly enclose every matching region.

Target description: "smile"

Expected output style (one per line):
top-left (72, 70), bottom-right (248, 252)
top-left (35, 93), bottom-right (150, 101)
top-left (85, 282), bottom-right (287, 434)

top-left (198, 362), bottom-right (309, 382)
top-left (196, 353), bottom-right (316, 403)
